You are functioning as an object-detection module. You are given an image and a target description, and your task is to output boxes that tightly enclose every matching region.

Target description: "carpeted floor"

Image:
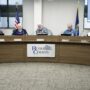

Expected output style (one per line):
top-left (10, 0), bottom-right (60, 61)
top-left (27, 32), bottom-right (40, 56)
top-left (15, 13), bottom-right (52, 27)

top-left (0, 62), bottom-right (90, 90)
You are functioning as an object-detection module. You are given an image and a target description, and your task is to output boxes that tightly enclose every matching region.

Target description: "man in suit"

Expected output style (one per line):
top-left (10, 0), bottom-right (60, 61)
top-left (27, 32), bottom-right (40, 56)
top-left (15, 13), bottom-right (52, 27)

top-left (36, 24), bottom-right (52, 35)
top-left (63, 24), bottom-right (77, 36)
top-left (12, 23), bottom-right (28, 35)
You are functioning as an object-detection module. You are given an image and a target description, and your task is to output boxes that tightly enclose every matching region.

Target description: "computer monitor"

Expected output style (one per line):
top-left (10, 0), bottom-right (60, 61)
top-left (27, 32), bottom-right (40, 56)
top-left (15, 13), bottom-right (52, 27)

top-left (61, 34), bottom-right (71, 36)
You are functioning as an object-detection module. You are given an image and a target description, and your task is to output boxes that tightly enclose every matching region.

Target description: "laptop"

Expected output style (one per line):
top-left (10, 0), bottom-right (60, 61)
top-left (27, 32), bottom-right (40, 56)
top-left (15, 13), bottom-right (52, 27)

top-left (37, 33), bottom-right (48, 35)
top-left (61, 34), bottom-right (71, 36)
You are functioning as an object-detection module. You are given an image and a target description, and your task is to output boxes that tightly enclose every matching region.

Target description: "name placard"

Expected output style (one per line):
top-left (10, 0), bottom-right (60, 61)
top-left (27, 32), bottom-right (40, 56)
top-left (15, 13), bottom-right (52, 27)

top-left (36, 39), bottom-right (44, 41)
top-left (0, 39), bottom-right (5, 42)
top-left (14, 39), bottom-right (22, 41)
top-left (61, 39), bottom-right (70, 42)
top-left (27, 44), bottom-right (55, 57)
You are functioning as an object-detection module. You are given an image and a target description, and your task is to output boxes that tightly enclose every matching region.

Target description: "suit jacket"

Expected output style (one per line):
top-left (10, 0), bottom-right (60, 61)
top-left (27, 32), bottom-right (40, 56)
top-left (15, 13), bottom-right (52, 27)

top-left (36, 27), bottom-right (49, 35)
top-left (12, 29), bottom-right (28, 35)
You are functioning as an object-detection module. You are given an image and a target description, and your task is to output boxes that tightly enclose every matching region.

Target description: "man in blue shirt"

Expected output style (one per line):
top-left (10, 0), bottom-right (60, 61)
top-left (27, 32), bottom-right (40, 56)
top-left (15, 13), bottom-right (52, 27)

top-left (63, 24), bottom-right (77, 36)
top-left (12, 23), bottom-right (28, 35)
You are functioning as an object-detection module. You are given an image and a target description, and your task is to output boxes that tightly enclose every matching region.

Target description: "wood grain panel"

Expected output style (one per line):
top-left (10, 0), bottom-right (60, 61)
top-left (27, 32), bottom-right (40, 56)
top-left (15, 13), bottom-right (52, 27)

top-left (0, 43), bottom-right (26, 62)
top-left (60, 44), bottom-right (90, 65)
top-left (0, 36), bottom-right (89, 65)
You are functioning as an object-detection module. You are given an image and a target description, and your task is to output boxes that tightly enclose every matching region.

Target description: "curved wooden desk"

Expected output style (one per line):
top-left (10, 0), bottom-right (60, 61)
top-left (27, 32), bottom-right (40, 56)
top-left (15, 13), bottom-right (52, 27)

top-left (0, 35), bottom-right (90, 65)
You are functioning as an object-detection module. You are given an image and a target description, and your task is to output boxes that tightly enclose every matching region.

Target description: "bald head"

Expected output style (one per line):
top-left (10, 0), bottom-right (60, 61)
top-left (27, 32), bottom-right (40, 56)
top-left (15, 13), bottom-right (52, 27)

top-left (16, 23), bottom-right (22, 30)
top-left (38, 24), bottom-right (43, 30)
top-left (67, 24), bottom-right (72, 30)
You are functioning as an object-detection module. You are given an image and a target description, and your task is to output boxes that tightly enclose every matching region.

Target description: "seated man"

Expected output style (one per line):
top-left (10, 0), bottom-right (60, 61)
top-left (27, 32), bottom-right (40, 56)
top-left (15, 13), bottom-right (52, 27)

top-left (12, 23), bottom-right (28, 35)
top-left (36, 24), bottom-right (52, 35)
top-left (63, 24), bottom-right (77, 36)
top-left (0, 30), bottom-right (4, 35)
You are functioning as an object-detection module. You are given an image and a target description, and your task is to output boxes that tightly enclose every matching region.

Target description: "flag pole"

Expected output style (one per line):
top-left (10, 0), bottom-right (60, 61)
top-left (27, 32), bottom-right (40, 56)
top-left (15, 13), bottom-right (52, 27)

top-left (77, 0), bottom-right (79, 17)
top-left (77, 0), bottom-right (80, 9)
top-left (75, 0), bottom-right (80, 36)
top-left (15, 2), bottom-right (20, 29)
top-left (78, 0), bottom-right (80, 35)
top-left (16, 2), bottom-right (18, 8)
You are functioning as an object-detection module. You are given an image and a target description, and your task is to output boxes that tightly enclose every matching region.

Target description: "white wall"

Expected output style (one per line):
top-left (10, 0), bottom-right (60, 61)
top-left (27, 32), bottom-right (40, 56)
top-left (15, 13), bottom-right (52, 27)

top-left (2, 0), bottom-right (90, 36)
top-left (42, 0), bottom-right (90, 36)
top-left (2, 29), bottom-right (12, 35)
top-left (23, 0), bottom-right (34, 35)
top-left (42, 0), bottom-right (82, 35)
top-left (34, 0), bottom-right (42, 31)
top-left (3, 0), bottom-right (34, 35)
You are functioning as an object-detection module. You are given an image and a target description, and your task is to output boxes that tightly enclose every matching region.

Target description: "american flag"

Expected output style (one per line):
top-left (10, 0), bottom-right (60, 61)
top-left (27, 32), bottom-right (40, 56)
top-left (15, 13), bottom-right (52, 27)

top-left (15, 5), bottom-right (20, 29)
top-left (75, 9), bottom-right (79, 36)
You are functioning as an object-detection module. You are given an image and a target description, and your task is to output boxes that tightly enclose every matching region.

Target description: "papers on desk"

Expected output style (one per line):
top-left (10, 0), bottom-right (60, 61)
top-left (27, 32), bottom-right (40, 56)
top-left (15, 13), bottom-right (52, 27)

top-left (37, 39), bottom-right (44, 41)
top-left (81, 40), bottom-right (88, 43)
top-left (0, 39), bottom-right (5, 42)
top-left (61, 39), bottom-right (70, 42)
top-left (14, 39), bottom-right (22, 41)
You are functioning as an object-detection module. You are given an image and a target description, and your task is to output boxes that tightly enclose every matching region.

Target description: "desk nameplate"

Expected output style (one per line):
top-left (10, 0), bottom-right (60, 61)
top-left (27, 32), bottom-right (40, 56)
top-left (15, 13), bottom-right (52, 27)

top-left (61, 39), bottom-right (70, 42)
top-left (0, 39), bottom-right (5, 42)
top-left (13, 39), bottom-right (22, 41)
top-left (36, 39), bottom-right (44, 41)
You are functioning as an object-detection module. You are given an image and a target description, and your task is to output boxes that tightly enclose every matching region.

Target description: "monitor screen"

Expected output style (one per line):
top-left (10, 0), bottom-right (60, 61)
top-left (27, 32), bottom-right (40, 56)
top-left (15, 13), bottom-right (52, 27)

top-left (61, 34), bottom-right (71, 36)
top-left (37, 33), bottom-right (48, 35)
